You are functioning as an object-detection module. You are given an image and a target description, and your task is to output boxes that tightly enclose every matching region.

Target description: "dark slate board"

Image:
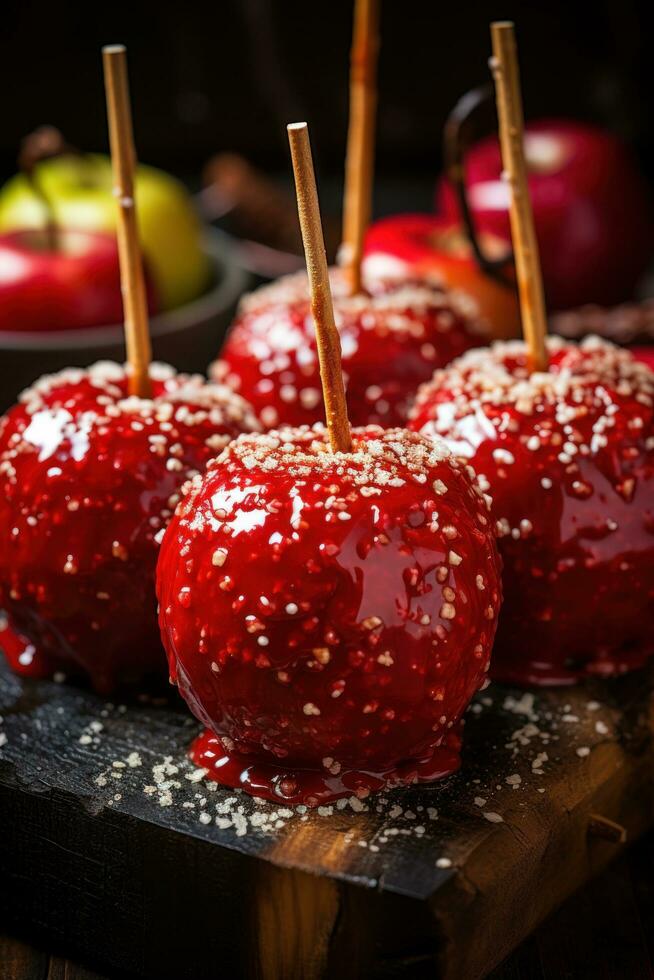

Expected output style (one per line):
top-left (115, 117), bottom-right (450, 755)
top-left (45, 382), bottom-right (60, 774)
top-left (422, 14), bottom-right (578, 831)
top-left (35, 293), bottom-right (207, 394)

top-left (1, 656), bottom-right (653, 980)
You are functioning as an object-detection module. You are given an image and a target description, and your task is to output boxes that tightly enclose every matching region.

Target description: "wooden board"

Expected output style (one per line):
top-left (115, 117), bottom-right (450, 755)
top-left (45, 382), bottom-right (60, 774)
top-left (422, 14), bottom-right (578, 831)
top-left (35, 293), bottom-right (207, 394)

top-left (1, 656), bottom-right (653, 980)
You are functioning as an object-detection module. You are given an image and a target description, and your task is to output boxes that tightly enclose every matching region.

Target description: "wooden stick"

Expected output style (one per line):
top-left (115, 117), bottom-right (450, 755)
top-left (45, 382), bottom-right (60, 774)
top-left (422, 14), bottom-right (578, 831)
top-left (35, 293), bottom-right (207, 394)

top-left (287, 123), bottom-right (352, 453)
top-left (341, 0), bottom-right (380, 295)
top-left (490, 22), bottom-right (548, 372)
top-left (102, 44), bottom-right (152, 398)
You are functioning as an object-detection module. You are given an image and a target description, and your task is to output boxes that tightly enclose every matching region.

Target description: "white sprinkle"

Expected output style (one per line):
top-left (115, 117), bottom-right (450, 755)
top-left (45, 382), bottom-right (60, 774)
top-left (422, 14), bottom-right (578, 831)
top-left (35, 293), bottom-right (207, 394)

top-left (212, 548), bottom-right (228, 567)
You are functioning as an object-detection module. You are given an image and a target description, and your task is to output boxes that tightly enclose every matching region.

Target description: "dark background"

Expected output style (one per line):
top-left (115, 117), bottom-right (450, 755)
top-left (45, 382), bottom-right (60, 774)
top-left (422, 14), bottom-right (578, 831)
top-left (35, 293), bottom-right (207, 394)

top-left (2, 0), bottom-right (654, 195)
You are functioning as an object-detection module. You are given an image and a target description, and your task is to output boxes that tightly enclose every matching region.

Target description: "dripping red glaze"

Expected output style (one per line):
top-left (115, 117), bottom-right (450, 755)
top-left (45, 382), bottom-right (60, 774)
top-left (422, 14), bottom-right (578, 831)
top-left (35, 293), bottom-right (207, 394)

top-left (410, 337), bottom-right (654, 685)
top-left (0, 618), bottom-right (58, 679)
top-left (190, 725), bottom-right (463, 808)
top-left (157, 425), bottom-right (501, 806)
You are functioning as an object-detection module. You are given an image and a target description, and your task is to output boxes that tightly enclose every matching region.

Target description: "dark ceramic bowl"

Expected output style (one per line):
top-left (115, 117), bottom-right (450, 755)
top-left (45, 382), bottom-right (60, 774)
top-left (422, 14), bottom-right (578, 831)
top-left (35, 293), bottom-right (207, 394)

top-left (0, 230), bottom-right (249, 411)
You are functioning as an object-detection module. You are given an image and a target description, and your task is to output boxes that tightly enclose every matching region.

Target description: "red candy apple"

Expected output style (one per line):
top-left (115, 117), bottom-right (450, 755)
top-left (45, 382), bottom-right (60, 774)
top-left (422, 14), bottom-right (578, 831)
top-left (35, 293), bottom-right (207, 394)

top-left (157, 425), bottom-right (501, 806)
top-left (213, 275), bottom-right (488, 429)
top-left (438, 120), bottom-right (654, 310)
top-left (0, 361), bottom-right (258, 692)
top-left (634, 347), bottom-right (654, 372)
top-left (409, 336), bottom-right (654, 685)
top-left (0, 228), bottom-right (157, 333)
top-left (363, 214), bottom-right (520, 340)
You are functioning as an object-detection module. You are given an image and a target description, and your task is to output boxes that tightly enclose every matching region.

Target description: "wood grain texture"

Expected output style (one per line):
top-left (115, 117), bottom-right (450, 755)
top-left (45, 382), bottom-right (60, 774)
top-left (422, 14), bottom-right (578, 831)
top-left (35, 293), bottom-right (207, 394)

top-left (5, 834), bottom-right (654, 978)
top-left (1, 656), bottom-right (653, 979)
top-left (0, 934), bottom-right (48, 980)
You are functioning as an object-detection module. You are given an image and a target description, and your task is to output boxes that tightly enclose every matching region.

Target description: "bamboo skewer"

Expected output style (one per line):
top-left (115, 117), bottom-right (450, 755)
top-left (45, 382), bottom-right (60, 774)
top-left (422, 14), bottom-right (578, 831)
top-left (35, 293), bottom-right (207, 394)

top-left (287, 123), bottom-right (353, 453)
top-left (341, 0), bottom-right (380, 296)
top-left (490, 21), bottom-right (548, 372)
top-left (102, 44), bottom-right (152, 398)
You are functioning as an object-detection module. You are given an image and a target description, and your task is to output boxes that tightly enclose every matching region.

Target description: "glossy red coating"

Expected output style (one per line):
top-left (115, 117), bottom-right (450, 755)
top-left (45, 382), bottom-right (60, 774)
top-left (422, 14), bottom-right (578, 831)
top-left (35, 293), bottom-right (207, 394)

top-left (157, 425), bottom-right (501, 806)
top-left (212, 274), bottom-right (486, 430)
top-left (410, 337), bottom-right (654, 685)
top-left (633, 346), bottom-right (654, 372)
top-left (0, 362), bottom-right (259, 693)
top-left (0, 616), bottom-right (55, 679)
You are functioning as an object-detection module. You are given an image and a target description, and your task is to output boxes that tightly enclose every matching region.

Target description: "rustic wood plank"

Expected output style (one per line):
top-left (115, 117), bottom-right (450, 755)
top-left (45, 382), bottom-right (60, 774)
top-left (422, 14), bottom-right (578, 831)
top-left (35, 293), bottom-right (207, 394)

top-left (1, 657), bottom-right (653, 979)
top-left (0, 933), bottom-right (48, 980)
top-left (483, 835), bottom-right (654, 978)
top-left (488, 935), bottom-right (544, 980)
top-left (7, 833), bottom-right (654, 979)
top-left (47, 955), bottom-right (109, 980)
top-left (535, 858), bottom-right (653, 980)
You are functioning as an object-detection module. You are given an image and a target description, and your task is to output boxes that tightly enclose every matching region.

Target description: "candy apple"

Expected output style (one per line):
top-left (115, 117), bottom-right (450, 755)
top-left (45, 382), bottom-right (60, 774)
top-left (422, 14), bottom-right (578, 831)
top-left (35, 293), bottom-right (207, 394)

top-left (157, 425), bottom-right (502, 806)
top-left (0, 153), bottom-right (210, 310)
top-left (0, 361), bottom-right (259, 693)
top-left (410, 337), bottom-right (654, 686)
top-left (213, 276), bottom-right (488, 430)
top-left (633, 347), bottom-right (654, 371)
top-left (438, 120), bottom-right (654, 310)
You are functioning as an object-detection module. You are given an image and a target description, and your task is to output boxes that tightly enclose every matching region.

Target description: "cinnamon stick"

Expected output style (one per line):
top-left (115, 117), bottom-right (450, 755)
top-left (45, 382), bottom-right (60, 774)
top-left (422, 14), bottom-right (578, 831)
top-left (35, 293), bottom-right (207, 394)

top-left (341, 0), bottom-right (380, 295)
top-left (490, 22), bottom-right (548, 372)
top-left (102, 44), bottom-right (152, 398)
top-left (287, 123), bottom-right (352, 453)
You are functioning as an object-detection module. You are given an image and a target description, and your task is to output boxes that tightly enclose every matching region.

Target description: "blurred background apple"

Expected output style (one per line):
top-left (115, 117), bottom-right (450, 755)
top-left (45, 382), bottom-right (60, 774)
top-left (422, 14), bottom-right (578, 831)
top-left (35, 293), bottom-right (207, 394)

top-left (0, 228), bottom-right (157, 333)
top-left (0, 153), bottom-right (210, 310)
top-left (363, 213), bottom-right (520, 338)
top-left (437, 119), bottom-right (654, 310)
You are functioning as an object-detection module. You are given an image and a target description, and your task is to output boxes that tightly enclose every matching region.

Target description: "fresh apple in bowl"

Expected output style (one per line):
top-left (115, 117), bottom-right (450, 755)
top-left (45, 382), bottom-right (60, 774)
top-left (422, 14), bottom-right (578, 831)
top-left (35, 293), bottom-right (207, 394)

top-left (363, 213), bottom-right (520, 339)
top-left (437, 119), bottom-right (654, 310)
top-left (0, 152), bottom-right (211, 311)
top-left (0, 229), bottom-right (247, 411)
top-left (0, 228), bottom-right (157, 332)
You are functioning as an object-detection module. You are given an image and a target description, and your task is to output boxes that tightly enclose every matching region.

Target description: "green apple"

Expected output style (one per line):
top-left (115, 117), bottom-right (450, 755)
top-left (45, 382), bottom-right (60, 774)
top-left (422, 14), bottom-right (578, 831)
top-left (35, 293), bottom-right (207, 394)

top-left (0, 154), bottom-right (211, 311)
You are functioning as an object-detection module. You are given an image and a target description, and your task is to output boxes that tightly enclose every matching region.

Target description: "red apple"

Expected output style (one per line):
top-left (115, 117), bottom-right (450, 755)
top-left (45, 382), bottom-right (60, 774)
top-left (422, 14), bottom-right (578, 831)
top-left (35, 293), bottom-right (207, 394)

top-left (0, 228), bottom-right (158, 333)
top-left (633, 346), bottom-right (654, 371)
top-left (363, 213), bottom-right (520, 339)
top-left (437, 119), bottom-right (654, 310)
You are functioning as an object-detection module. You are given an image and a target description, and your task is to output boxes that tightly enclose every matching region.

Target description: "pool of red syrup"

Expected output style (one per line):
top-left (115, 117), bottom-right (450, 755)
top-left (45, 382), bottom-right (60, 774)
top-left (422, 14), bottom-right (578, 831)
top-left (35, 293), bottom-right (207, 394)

top-left (0, 622), bottom-right (58, 680)
top-left (190, 726), bottom-right (463, 808)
